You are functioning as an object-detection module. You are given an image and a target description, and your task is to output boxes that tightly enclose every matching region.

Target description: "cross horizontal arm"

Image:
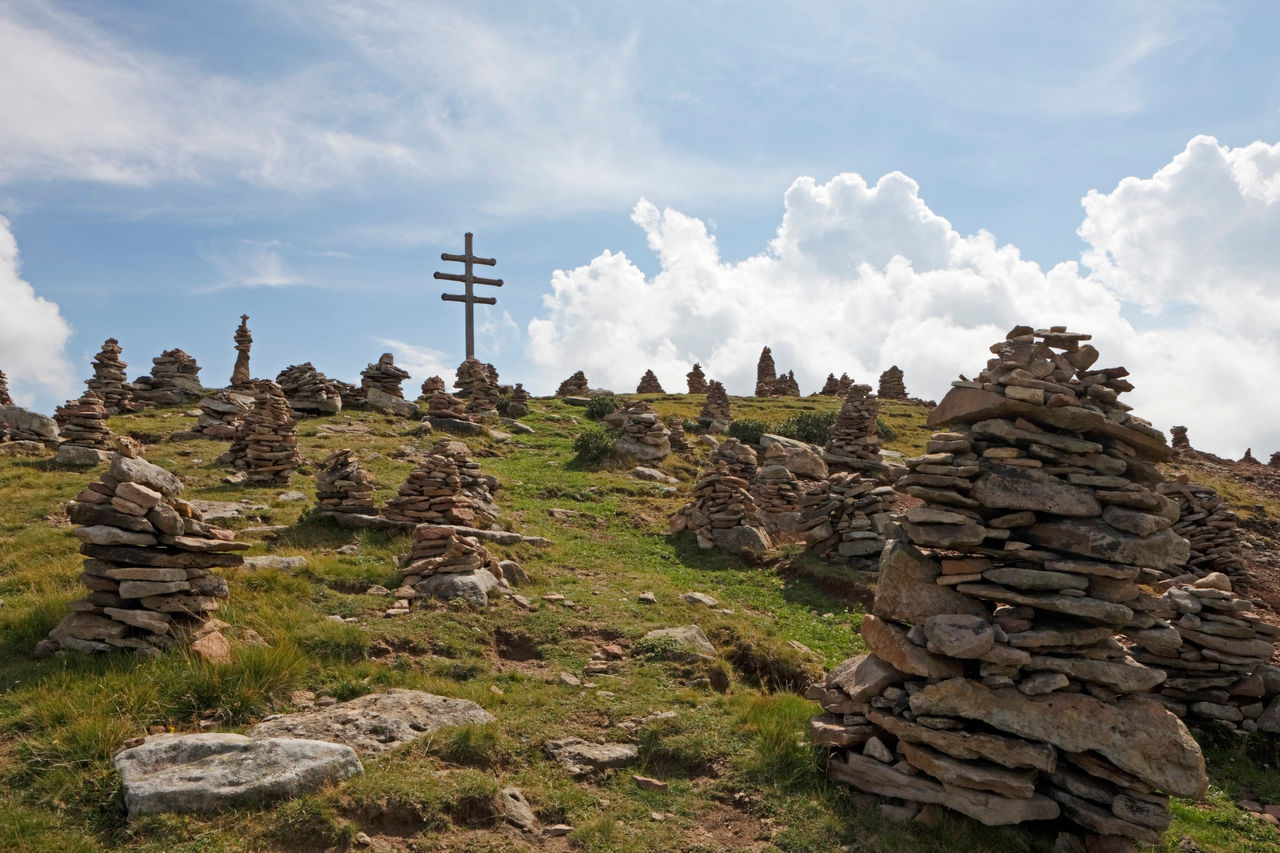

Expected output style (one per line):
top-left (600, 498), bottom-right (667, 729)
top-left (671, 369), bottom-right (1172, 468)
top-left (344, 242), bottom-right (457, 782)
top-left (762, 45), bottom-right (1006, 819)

top-left (433, 271), bottom-right (504, 287)
top-left (441, 293), bottom-right (497, 305)
top-left (441, 252), bottom-right (497, 266)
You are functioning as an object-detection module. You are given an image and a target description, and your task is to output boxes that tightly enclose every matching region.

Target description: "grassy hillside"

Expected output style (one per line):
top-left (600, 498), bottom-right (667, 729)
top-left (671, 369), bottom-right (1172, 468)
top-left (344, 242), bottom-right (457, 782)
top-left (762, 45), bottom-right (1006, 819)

top-left (0, 395), bottom-right (1277, 852)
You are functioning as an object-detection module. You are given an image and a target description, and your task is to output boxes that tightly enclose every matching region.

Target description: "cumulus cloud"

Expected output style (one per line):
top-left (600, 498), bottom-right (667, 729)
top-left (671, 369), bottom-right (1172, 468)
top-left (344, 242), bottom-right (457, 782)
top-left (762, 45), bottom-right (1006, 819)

top-left (0, 216), bottom-right (76, 407)
top-left (526, 136), bottom-right (1280, 458)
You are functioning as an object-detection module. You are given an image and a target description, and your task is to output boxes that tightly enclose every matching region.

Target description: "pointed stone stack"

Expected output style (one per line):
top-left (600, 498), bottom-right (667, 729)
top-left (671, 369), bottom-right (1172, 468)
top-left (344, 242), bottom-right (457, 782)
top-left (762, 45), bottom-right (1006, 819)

top-left (507, 383), bottom-right (531, 417)
top-left (1170, 426), bottom-right (1190, 453)
top-left (421, 375), bottom-right (446, 397)
top-left (798, 472), bottom-right (898, 560)
top-left (755, 347), bottom-right (777, 396)
top-left (1153, 480), bottom-right (1246, 581)
top-left (823, 384), bottom-right (884, 474)
top-left (1241, 449), bottom-right (1260, 465)
top-left (54, 391), bottom-right (114, 451)
top-left (666, 415), bottom-right (691, 455)
top-left (133, 349), bottom-right (204, 405)
top-left (397, 524), bottom-right (503, 606)
top-left (878, 365), bottom-right (907, 400)
top-left (383, 440), bottom-right (497, 528)
top-left (275, 363), bottom-right (343, 415)
top-left (0, 369), bottom-right (10, 405)
top-left (1270, 452), bottom-right (1280, 468)
top-left (772, 370), bottom-right (800, 397)
top-left (557, 371), bottom-right (589, 397)
top-left (315, 449), bottom-right (377, 516)
top-left (819, 374), bottom-right (841, 396)
top-left (687, 363), bottom-right (708, 394)
top-left (360, 353), bottom-right (410, 399)
top-left (38, 452), bottom-right (244, 657)
top-left (230, 315), bottom-right (252, 388)
top-left (87, 338), bottom-right (134, 413)
top-left (195, 391), bottom-right (252, 439)
top-left (671, 448), bottom-right (772, 557)
top-left (699, 380), bottom-right (731, 429)
top-left (810, 326), bottom-right (1208, 844)
top-left (606, 400), bottom-right (671, 461)
top-left (636, 370), bottom-right (664, 394)
top-left (235, 381), bottom-right (299, 484)
top-left (710, 437), bottom-right (758, 480)
top-left (427, 391), bottom-right (473, 422)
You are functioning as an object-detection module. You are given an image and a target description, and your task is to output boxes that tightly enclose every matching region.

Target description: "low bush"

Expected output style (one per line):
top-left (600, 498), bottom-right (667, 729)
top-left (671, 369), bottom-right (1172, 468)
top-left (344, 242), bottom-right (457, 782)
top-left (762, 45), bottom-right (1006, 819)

top-left (572, 426), bottom-right (615, 464)
top-left (775, 411), bottom-right (837, 445)
top-left (726, 419), bottom-right (767, 445)
top-left (584, 394), bottom-right (618, 421)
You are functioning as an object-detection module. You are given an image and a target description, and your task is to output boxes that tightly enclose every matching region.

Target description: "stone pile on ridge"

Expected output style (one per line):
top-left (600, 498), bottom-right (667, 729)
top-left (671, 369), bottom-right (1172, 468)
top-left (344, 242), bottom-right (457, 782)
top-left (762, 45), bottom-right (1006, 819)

top-left (232, 381), bottom-right (299, 484)
top-left (666, 415), bottom-right (691, 455)
top-left (1240, 449), bottom-right (1260, 465)
top-left (507, 383), bottom-right (531, 417)
top-left (810, 326), bottom-right (1207, 844)
top-left (819, 374), bottom-right (840, 395)
top-left (798, 472), bottom-right (897, 560)
top-left (754, 346), bottom-right (777, 396)
top-left (275, 363), bottom-right (343, 415)
top-left (1170, 426), bottom-right (1190, 453)
top-left (230, 315), bottom-right (252, 388)
top-left (823, 384), bottom-right (884, 474)
top-left (0, 370), bottom-right (10, 405)
top-left (556, 371), bottom-right (589, 397)
top-left (398, 524), bottom-right (504, 606)
top-left (606, 400), bottom-right (671, 461)
top-left (194, 391), bottom-right (252, 440)
top-left (54, 391), bottom-right (114, 452)
top-left (453, 358), bottom-right (498, 398)
top-left (133, 349), bottom-right (203, 405)
top-left (1271, 452), bottom-right (1280, 468)
top-left (671, 439), bottom-right (772, 556)
top-left (636, 370), bottom-right (664, 394)
top-left (361, 353), bottom-right (411, 399)
top-left (427, 390), bottom-right (472, 422)
top-left (1153, 480), bottom-right (1246, 581)
top-left (771, 370), bottom-right (800, 397)
top-left (837, 373), bottom-right (853, 396)
top-left (878, 365), bottom-right (907, 400)
top-left (315, 449), bottom-right (377, 517)
top-left (87, 338), bottom-right (135, 413)
top-left (699, 380), bottom-right (731, 430)
top-left (38, 452), bottom-right (244, 658)
top-left (686, 363), bottom-right (708, 394)
top-left (383, 439), bottom-right (497, 528)
top-left (421, 375), bottom-right (446, 397)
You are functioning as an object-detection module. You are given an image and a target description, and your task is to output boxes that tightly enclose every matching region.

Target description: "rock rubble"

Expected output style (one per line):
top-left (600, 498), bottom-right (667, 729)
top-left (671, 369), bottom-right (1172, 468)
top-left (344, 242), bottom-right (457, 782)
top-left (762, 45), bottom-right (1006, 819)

top-left (194, 391), bottom-right (252, 439)
top-left (799, 472), bottom-right (898, 560)
top-left (1153, 479), bottom-right (1246, 581)
top-left (671, 439), bottom-right (772, 556)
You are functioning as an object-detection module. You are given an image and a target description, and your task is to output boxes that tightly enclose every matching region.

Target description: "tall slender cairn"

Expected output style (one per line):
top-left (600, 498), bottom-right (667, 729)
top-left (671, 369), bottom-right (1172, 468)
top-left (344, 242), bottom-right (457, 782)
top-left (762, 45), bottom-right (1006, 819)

top-left (755, 346), bottom-right (777, 397)
top-left (0, 369), bottom-right (11, 405)
top-left (823, 384), bottom-right (884, 474)
top-left (810, 326), bottom-right (1208, 844)
top-left (87, 338), bottom-right (134, 413)
top-left (877, 365), bottom-right (906, 400)
top-left (230, 315), bottom-right (253, 388)
top-left (556, 371), bottom-right (589, 397)
top-left (686, 362), bottom-right (708, 394)
top-left (666, 415), bottom-right (691, 455)
top-left (699, 380), bottom-right (731, 429)
top-left (461, 363), bottom-right (500, 416)
top-left (275, 363), bottom-right (343, 415)
top-left (1169, 425), bottom-right (1190, 453)
top-left (636, 369), bottom-right (664, 394)
top-left (232, 381), bottom-right (299, 484)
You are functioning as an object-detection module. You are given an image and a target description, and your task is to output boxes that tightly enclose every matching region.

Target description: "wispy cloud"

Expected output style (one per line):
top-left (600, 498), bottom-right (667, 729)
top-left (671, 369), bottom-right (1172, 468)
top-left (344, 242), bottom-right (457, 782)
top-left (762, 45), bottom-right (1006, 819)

top-left (199, 241), bottom-right (302, 289)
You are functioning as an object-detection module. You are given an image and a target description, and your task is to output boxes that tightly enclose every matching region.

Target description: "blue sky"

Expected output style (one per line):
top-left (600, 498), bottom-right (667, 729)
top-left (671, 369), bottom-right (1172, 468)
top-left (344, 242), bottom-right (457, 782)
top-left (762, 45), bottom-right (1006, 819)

top-left (2, 1), bottom-right (1279, 456)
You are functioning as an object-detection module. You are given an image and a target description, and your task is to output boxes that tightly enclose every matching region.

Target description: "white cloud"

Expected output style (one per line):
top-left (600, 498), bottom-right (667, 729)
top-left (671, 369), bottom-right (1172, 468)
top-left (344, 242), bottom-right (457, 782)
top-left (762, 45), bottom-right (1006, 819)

top-left (0, 216), bottom-right (76, 407)
top-left (199, 242), bottom-right (302, 289)
top-left (375, 338), bottom-right (455, 391)
top-left (526, 136), bottom-right (1280, 459)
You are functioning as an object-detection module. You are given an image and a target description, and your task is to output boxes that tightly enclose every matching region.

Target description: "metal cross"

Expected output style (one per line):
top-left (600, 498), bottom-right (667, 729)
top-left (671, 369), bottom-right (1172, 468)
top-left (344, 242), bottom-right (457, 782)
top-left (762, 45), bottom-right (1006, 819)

top-left (435, 232), bottom-right (503, 360)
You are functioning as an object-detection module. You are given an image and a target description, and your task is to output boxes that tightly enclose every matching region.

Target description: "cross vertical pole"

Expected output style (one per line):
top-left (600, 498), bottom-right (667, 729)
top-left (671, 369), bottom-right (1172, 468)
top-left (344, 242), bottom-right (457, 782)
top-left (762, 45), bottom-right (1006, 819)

top-left (463, 232), bottom-right (475, 360)
top-left (436, 231), bottom-right (502, 361)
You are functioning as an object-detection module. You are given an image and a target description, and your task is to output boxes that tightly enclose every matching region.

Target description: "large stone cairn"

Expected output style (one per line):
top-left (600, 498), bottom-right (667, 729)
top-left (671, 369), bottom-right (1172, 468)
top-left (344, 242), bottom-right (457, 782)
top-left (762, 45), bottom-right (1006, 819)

top-left (54, 391), bottom-right (114, 451)
top-left (672, 439), bottom-right (772, 554)
top-left (87, 338), bottom-right (134, 413)
top-left (133, 349), bottom-right (203, 405)
top-left (455, 359), bottom-right (499, 416)
top-left (636, 369), bottom-right (664, 394)
top-left (397, 524), bottom-right (502, 600)
top-left (230, 315), bottom-right (252, 388)
top-left (1170, 425), bottom-right (1190, 453)
top-left (1153, 479), bottom-right (1245, 581)
top-left (195, 391), bottom-right (252, 439)
top-left (755, 346), bottom-right (777, 396)
top-left (507, 383), bottom-right (531, 417)
top-left (316, 449), bottom-right (376, 516)
top-left (0, 369), bottom-right (10, 405)
top-left (233, 381), bottom-right (299, 484)
top-left (38, 453), bottom-right (244, 657)
top-left (823, 384), bottom-right (884, 473)
top-left (361, 353), bottom-right (410, 399)
top-left (427, 390), bottom-right (472, 421)
top-left (556, 371), bottom-right (589, 397)
top-left (771, 370), bottom-right (800, 397)
top-left (819, 374), bottom-right (841, 396)
top-left (878, 365), bottom-right (907, 400)
top-left (383, 440), bottom-right (497, 528)
top-left (810, 326), bottom-right (1208, 844)
top-left (275, 363), bottom-right (343, 415)
top-left (421, 375), bottom-right (446, 397)
top-left (799, 472), bottom-right (898, 560)
top-left (699, 380), bottom-right (731, 427)
top-left (686, 363), bottom-right (708, 394)
top-left (606, 400), bottom-right (671, 461)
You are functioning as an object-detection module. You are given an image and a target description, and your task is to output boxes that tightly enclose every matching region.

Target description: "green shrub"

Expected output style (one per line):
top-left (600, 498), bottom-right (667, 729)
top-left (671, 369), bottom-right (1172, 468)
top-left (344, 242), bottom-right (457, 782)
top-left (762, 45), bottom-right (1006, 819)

top-left (775, 411), bottom-right (837, 445)
top-left (572, 426), bottom-right (615, 464)
top-left (877, 417), bottom-right (897, 441)
top-left (495, 393), bottom-right (512, 416)
top-left (584, 394), bottom-right (618, 420)
top-left (632, 634), bottom-right (689, 662)
top-left (726, 419), bottom-right (767, 445)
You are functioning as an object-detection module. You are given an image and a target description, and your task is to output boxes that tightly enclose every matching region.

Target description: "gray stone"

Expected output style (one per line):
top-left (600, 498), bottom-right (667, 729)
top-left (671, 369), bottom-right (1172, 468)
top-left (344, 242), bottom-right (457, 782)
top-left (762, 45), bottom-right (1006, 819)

top-left (424, 417), bottom-right (488, 436)
top-left (110, 454), bottom-right (184, 497)
top-left (643, 625), bottom-right (716, 658)
top-left (413, 568), bottom-right (500, 606)
top-left (1023, 520), bottom-right (1188, 569)
top-left (1025, 655), bottom-right (1166, 694)
top-left (983, 567), bottom-right (1088, 591)
top-left (899, 740), bottom-right (1037, 798)
top-left (53, 444), bottom-right (109, 466)
top-left (365, 387), bottom-right (419, 418)
top-left (545, 738), bottom-right (638, 776)
top-left (956, 583), bottom-right (1133, 627)
top-left (971, 466), bottom-right (1101, 518)
top-left (0, 405), bottom-right (59, 442)
top-left (874, 541), bottom-right (989, 624)
top-left (74, 526), bottom-right (158, 547)
top-left (680, 592), bottom-right (719, 607)
top-left (867, 710), bottom-right (1057, 772)
top-left (922, 614), bottom-right (995, 659)
top-left (243, 556), bottom-right (309, 570)
top-left (499, 787), bottom-right (539, 832)
top-left (498, 559), bottom-right (530, 586)
top-left (861, 614), bottom-right (962, 679)
top-left (1256, 696), bottom-right (1280, 734)
top-left (713, 524), bottom-right (773, 557)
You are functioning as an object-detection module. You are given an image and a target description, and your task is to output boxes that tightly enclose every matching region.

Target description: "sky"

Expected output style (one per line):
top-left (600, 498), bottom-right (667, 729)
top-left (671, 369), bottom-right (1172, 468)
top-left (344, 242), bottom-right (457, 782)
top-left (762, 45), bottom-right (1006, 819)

top-left (1, 0), bottom-right (1279, 457)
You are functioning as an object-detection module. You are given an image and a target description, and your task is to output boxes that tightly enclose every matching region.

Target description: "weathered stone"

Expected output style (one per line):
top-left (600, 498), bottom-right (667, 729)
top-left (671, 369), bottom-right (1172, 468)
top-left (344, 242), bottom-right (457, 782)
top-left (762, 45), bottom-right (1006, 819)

top-left (1023, 521), bottom-right (1188, 570)
top-left (899, 740), bottom-right (1037, 798)
top-left (874, 541), bottom-right (989, 624)
top-left (74, 526), bottom-right (158, 547)
top-left (110, 454), bottom-right (184, 497)
top-left (862, 615), bottom-right (963, 679)
top-left (971, 467), bottom-right (1101, 518)
top-left (412, 568), bottom-right (500, 606)
top-left (867, 710), bottom-right (1056, 772)
top-left (545, 738), bottom-right (638, 776)
top-left (824, 653), bottom-right (906, 707)
top-left (189, 630), bottom-right (232, 664)
top-left (957, 583), bottom-right (1133, 627)
top-left (922, 614), bottom-right (995, 659)
top-left (984, 567), bottom-right (1089, 591)
top-left (643, 625), bottom-right (716, 658)
top-left (1025, 655), bottom-right (1166, 694)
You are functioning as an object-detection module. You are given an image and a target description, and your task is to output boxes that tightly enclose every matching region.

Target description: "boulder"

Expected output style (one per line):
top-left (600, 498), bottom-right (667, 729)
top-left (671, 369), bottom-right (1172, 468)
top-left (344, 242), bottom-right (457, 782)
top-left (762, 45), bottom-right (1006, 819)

top-left (545, 738), bottom-right (638, 776)
top-left (874, 541), bottom-right (989, 624)
top-left (412, 568), bottom-right (500, 606)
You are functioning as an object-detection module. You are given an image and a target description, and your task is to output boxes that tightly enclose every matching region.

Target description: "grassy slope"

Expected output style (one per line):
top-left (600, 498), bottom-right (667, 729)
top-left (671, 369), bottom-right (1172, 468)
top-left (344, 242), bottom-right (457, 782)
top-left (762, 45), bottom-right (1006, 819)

top-left (0, 396), bottom-right (1275, 852)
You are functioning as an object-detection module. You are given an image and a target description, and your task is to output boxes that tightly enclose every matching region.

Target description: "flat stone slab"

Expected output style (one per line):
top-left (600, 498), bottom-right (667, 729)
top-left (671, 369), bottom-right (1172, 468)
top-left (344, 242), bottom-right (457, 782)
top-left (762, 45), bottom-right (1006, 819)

top-left (545, 737), bottom-right (638, 776)
top-left (188, 499), bottom-right (267, 520)
top-left (248, 689), bottom-right (494, 754)
top-left (114, 733), bottom-right (362, 819)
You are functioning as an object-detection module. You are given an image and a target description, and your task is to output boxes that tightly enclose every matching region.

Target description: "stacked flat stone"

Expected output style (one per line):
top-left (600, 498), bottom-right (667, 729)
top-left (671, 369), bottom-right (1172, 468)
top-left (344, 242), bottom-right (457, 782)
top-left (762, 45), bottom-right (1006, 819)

top-left (383, 440), bottom-right (497, 528)
top-left (824, 384), bottom-right (884, 474)
top-left (398, 524), bottom-right (501, 593)
top-left (810, 326), bottom-right (1207, 844)
top-left (421, 375), bottom-right (446, 397)
top-left (1132, 572), bottom-right (1279, 732)
top-left (507, 383), bottom-right (531, 417)
top-left (636, 370), bottom-right (664, 394)
top-left (133, 349), bottom-right (203, 405)
top-left (606, 400), bottom-right (671, 461)
top-left (819, 374), bottom-right (841, 396)
top-left (798, 472), bottom-right (898, 560)
top-left (275, 363), bottom-right (343, 415)
top-left (755, 347), bottom-right (777, 396)
top-left (195, 391), bottom-right (252, 439)
top-left (315, 449), bottom-right (376, 516)
top-left (54, 392), bottom-right (114, 450)
top-left (1170, 426), bottom-right (1190, 453)
top-left (753, 444), bottom-right (805, 533)
top-left (463, 369), bottom-right (500, 416)
top-left (38, 453), bottom-right (244, 656)
top-left (666, 416), bottom-right (691, 455)
top-left (878, 366), bottom-right (907, 400)
top-left (361, 353), bottom-right (410, 399)
top-left (427, 391), bottom-right (472, 422)
top-left (235, 381), bottom-right (299, 484)
top-left (557, 371), bottom-right (589, 397)
top-left (671, 451), bottom-right (772, 555)
top-left (837, 373), bottom-right (854, 396)
top-left (230, 315), bottom-right (252, 388)
top-left (687, 363), bottom-right (708, 394)
top-left (772, 370), bottom-right (800, 397)
top-left (699, 380), bottom-right (731, 427)
top-left (1153, 480), bottom-right (1246, 581)
top-left (0, 369), bottom-right (10, 405)
top-left (454, 358), bottom-right (497, 397)
top-left (1241, 449), bottom-right (1259, 465)
top-left (87, 339), bottom-right (134, 413)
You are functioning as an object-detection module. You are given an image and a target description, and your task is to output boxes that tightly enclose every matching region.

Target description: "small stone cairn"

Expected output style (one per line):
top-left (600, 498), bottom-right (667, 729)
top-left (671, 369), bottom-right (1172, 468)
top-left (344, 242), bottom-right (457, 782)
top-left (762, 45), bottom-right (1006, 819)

top-left (819, 374), bottom-right (840, 396)
top-left (878, 365), bottom-right (907, 400)
top-left (454, 358), bottom-right (497, 397)
top-left (636, 370), bottom-right (664, 394)
top-left (605, 400), bottom-right (671, 461)
top-left (1270, 452), bottom-right (1280, 468)
top-left (687, 363), bottom-right (708, 394)
top-left (771, 370), bottom-right (800, 397)
top-left (557, 371), bottom-right (589, 397)
top-left (753, 443), bottom-right (806, 532)
top-left (809, 326), bottom-right (1208, 844)
top-left (1240, 448), bottom-right (1259, 465)
top-left (195, 391), bottom-right (252, 439)
top-left (361, 353), bottom-right (411, 399)
top-left (837, 373), bottom-right (854, 396)
top-left (54, 391), bottom-right (115, 452)
top-left (421, 375), bottom-right (446, 397)
top-left (755, 346), bottom-right (777, 396)
top-left (823, 384), bottom-right (884, 474)
top-left (232, 381), bottom-right (299, 484)
top-left (799, 472), bottom-right (898, 560)
top-left (275, 363), bottom-right (343, 415)
top-left (38, 452), bottom-right (244, 657)
top-left (699, 380), bottom-right (731, 430)
top-left (315, 449), bottom-right (377, 516)
top-left (666, 415), bottom-right (691, 455)
top-left (133, 349), bottom-right (204, 405)
top-left (1153, 478), bottom-right (1246, 581)
top-left (671, 439), bottom-right (772, 555)
top-left (427, 391), bottom-right (473, 422)
top-left (1170, 425), bottom-right (1190, 453)
top-left (87, 338), bottom-right (135, 413)
top-left (0, 369), bottom-right (10, 405)
top-left (383, 440), bottom-right (497, 528)
top-left (507, 383), bottom-right (531, 417)
top-left (397, 524), bottom-right (503, 604)
top-left (230, 315), bottom-right (252, 388)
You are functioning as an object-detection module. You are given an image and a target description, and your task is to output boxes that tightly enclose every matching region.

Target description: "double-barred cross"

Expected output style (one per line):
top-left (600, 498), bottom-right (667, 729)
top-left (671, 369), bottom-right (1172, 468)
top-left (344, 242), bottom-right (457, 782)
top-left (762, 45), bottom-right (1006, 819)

top-left (435, 232), bottom-right (503, 360)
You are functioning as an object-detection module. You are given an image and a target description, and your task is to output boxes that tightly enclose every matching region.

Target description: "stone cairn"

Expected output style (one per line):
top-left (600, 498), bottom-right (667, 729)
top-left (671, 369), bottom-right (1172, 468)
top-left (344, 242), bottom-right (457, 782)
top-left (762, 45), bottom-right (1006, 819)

top-left (1271, 452), bottom-right (1280, 468)
top-left (275, 363), bottom-right (343, 415)
top-left (687, 363), bottom-right (708, 394)
top-left (87, 338), bottom-right (135, 413)
top-left (671, 438), bottom-right (772, 555)
top-left (1170, 425), bottom-right (1190, 453)
top-left (809, 326), bottom-right (1208, 844)
top-left (194, 391), bottom-right (252, 439)
top-left (361, 353), bottom-right (411, 400)
top-left (1153, 479), bottom-right (1246, 581)
top-left (54, 391), bottom-right (114, 452)
top-left (557, 371), bottom-right (589, 397)
top-left (837, 373), bottom-right (854, 396)
top-left (771, 370), bottom-right (800, 397)
top-left (1240, 448), bottom-right (1259, 465)
top-left (799, 473), bottom-right (898, 560)
top-left (666, 415), bottom-right (691, 455)
top-left (421, 375), bottom-right (446, 397)
top-left (315, 449), bottom-right (377, 517)
top-left (0, 369), bottom-right (10, 405)
top-left (878, 365), bottom-right (907, 400)
top-left (507, 383), bottom-right (531, 417)
top-left (133, 349), bottom-right (203, 405)
top-left (460, 365), bottom-right (500, 416)
top-left (699, 380), bottom-right (731, 429)
top-left (383, 440), bottom-right (498, 528)
top-left (819, 374), bottom-right (841, 396)
top-left (427, 390), bottom-right (473, 422)
top-left (823, 384), bottom-right (884, 473)
top-left (753, 443), bottom-right (806, 533)
top-left (454, 358), bottom-right (497, 397)
top-left (232, 381), bottom-right (299, 484)
top-left (38, 452), bottom-right (244, 657)
top-left (755, 346), bottom-right (777, 396)
top-left (605, 400), bottom-right (671, 461)
top-left (636, 369), bottom-right (664, 394)
top-left (397, 524), bottom-right (503, 604)
top-left (230, 315), bottom-right (252, 388)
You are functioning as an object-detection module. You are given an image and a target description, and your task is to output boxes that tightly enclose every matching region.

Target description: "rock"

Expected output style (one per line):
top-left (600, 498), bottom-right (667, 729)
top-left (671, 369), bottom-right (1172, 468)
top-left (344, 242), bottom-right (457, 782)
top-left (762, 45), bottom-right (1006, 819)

top-left (498, 559), bottom-right (529, 586)
top-left (113, 733), bottom-right (362, 818)
top-left (0, 405), bottom-right (60, 443)
top-left (74, 526), bottom-right (158, 547)
top-left (899, 740), bottom-right (1038, 798)
top-left (111, 454), bottom-right (184, 497)
top-left (499, 787), bottom-right (539, 832)
top-left (867, 710), bottom-right (1057, 772)
top-left (189, 630), bottom-right (232, 664)
top-left (874, 541), bottom-right (989, 624)
top-left (680, 592), bottom-right (719, 607)
top-left (276, 491), bottom-right (307, 502)
top-left (1252, 697), bottom-right (1280, 734)
top-left (1025, 655), bottom-right (1166, 694)
top-left (53, 444), bottom-right (110, 466)
top-left (823, 654), bottom-right (908, 708)
top-left (365, 386), bottom-right (419, 419)
top-left (249, 689), bottom-right (494, 753)
top-left (922, 614), bottom-right (996, 659)
top-left (413, 568), bottom-right (500, 606)
top-left (242, 556), bottom-right (309, 570)
top-left (971, 466), bottom-right (1101, 517)
top-left (545, 738), bottom-right (638, 775)
top-left (1023, 521), bottom-right (1189, 570)
top-left (643, 625), bottom-right (716, 658)
top-left (862, 614), bottom-right (963, 679)
top-left (632, 466), bottom-right (676, 484)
